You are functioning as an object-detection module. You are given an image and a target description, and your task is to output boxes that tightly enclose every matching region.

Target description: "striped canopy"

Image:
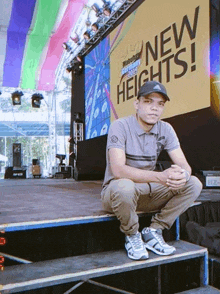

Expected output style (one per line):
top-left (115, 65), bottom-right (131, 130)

top-left (0, 0), bottom-right (86, 91)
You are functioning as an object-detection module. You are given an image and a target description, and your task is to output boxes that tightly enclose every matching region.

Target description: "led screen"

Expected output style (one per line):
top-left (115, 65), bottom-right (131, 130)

top-left (84, 37), bottom-right (111, 140)
top-left (84, 0), bottom-right (210, 139)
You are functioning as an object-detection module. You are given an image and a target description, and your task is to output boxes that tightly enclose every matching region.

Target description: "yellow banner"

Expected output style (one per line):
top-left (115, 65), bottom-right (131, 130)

top-left (110, 0), bottom-right (210, 120)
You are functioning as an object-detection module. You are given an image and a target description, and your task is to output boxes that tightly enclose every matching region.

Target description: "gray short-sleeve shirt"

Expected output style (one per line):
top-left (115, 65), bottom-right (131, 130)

top-left (102, 115), bottom-right (180, 188)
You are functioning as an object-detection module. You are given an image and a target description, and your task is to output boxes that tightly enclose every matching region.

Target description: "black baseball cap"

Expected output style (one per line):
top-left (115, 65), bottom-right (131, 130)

top-left (137, 81), bottom-right (170, 101)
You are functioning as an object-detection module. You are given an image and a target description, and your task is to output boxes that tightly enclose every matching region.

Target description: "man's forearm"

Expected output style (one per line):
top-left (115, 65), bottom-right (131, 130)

top-left (173, 164), bottom-right (192, 180)
top-left (179, 165), bottom-right (191, 175)
top-left (112, 164), bottom-right (163, 184)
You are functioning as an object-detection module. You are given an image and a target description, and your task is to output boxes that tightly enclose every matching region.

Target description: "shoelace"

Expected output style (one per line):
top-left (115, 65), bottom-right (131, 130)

top-left (143, 228), bottom-right (166, 245)
top-left (129, 233), bottom-right (143, 250)
top-left (152, 229), bottom-right (166, 245)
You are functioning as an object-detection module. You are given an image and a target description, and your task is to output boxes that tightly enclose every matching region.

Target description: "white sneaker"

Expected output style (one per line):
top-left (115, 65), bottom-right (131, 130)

top-left (142, 227), bottom-right (176, 256)
top-left (125, 232), bottom-right (149, 260)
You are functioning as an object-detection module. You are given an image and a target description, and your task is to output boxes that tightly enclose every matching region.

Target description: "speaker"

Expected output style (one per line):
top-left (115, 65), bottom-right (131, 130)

top-left (32, 159), bottom-right (40, 165)
top-left (4, 167), bottom-right (13, 179)
top-left (75, 135), bottom-right (107, 181)
top-left (13, 143), bottom-right (21, 167)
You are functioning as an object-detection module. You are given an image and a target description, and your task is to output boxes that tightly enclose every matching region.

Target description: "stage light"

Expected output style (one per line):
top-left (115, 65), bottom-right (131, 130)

top-left (92, 3), bottom-right (102, 17)
top-left (103, 6), bottom-right (111, 16)
top-left (83, 31), bottom-right (90, 40)
top-left (68, 137), bottom-right (76, 144)
top-left (11, 91), bottom-right (23, 105)
top-left (31, 93), bottom-right (44, 108)
top-left (69, 152), bottom-right (76, 160)
top-left (66, 66), bottom-right (72, 73)
top-left (70, 35), bottom-right (80, 45)
top-left (0, 90), bottom-right (2, 95)
top-left (74, 112), bottom-right (83, 123)
top-left (62, 42), bottom-right (72, 52)
top-left (101, 0), bottom-right (112, 16)
top-left (91, 22), bottom-right (99, 32)
top-left (56, 154), bottom-right (66, 165)
top-left (73, 62), bottom-right (83, 75)
top-left (78, 63), bottom-right (83, 71)
top-left (71, 57), bottom-right (83, 75)
top-left (76, 55), bottom-right (82, 62)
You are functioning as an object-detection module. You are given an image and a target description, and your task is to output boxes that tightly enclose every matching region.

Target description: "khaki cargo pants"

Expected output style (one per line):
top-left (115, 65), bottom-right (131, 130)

top-left (101, 176), bottom-right (203, 235)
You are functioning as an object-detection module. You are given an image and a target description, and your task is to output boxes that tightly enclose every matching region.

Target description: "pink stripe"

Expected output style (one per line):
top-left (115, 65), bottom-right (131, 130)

top-left (110, 22), bottom-right (124, 49)
top-left (104, 84), bottom-right (118, 120)
top-left (37, 0), bottom-right (85, 91)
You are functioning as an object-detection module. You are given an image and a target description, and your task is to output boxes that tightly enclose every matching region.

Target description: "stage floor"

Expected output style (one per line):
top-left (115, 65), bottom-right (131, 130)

top-left (0, 179), bottom-right (106, 229)
top-left (0, 178), bottom-right (220, 231)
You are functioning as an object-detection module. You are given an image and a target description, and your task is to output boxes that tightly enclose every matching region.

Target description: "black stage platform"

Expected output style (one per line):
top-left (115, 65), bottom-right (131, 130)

top-left (1, 179), bottom-right (220, 231)
top-left (0, 179), bottom-right (220, 293)
top-left (0, 179), bottom-right (106, 232)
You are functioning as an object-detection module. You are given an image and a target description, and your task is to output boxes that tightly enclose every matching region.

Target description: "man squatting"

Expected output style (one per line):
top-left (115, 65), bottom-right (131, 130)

top-left (101, 80), bottom-right (203, 260)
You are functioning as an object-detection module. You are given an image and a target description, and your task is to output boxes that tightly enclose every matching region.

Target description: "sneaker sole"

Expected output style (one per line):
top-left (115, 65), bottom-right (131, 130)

top-left (144, 243), bottom-right (176, 256)
top-left (125, 244), bottom-right (149, 260)
top-left (127, 252), bottom-right (149, 260)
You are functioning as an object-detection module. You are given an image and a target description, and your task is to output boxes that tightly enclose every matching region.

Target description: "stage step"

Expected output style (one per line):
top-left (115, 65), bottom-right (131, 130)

top-left (0, 240), bottom-right (208, 294)
top-left (209, 255), bottom-right (220, 290)
top-left (1, 213), bottom-right (178, 264)
top-left (177, 285), bottom-right (220, 293)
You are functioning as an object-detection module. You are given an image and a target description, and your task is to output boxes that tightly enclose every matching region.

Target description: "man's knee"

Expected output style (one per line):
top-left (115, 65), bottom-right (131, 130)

top-left (109, 179), bottom-right (137, 204)
top-left (187, 175), bottom-right (203, 200)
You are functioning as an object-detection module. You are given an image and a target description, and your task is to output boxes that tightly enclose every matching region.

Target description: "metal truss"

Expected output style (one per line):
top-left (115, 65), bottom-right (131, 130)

top-left (63, 279), bottom-right (135, 294)
top-left (71, 0), bottom-right (138, 60)
top-left (73, 121), bottom-right (83, 169)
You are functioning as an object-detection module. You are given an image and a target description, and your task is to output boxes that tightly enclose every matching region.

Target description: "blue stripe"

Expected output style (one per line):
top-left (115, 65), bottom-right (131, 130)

top-left (2, 212), bottom-right (149, 232)
top-left (3, 0), bottom-right (37, 87)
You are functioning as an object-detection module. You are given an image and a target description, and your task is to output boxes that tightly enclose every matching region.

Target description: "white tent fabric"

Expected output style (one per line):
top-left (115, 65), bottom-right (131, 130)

top-left (0, 154), bottom-right (8, 161)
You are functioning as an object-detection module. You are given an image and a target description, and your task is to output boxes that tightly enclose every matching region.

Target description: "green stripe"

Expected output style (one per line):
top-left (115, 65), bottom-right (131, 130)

top-left (21, 0), bottom-right (62, 89)
top-left (110, 11), bottom-right (137, 56)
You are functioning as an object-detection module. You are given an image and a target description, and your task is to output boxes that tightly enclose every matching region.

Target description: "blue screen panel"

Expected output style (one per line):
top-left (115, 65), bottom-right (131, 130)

top-left (85, 37), bottom-right (111, 140)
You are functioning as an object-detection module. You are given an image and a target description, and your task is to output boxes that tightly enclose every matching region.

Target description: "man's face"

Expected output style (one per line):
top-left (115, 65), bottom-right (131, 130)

top-left (134, 92), bottom-right (166, 127)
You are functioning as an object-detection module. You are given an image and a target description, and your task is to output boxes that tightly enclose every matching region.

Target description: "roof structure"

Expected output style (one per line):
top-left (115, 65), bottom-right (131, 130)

top-left (0, 0), bottom-right (121, 91)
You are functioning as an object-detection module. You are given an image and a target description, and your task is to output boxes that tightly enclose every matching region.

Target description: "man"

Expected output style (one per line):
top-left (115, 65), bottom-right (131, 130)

top-left (101, 80), bottom-right (203, 260)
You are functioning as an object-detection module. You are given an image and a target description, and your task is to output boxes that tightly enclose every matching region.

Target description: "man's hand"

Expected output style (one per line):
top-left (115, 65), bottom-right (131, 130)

top-left (159, 164), bottom-right (189, 190)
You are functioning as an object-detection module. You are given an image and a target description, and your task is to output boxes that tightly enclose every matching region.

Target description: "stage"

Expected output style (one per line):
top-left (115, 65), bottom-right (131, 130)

top-left (0, 178), bottom-right (108, 232)
top-left (1, 178), bottom-right (220, 293)
top-left (1, 178), bottom-right (220, 232)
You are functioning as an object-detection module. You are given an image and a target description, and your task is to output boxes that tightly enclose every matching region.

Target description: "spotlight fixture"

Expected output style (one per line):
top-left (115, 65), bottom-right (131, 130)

top-left (11, 91), bottom-right (23, 105)
top-left (92, 3), bottom-right (102, 17)
top-left (68, 137), bottom-right (76, 144)
top-left (91, 22), bottom-right (99, 32)
top-left (66, 66), bottom-right (72, 73)
top-left (74, 112), bottom-right (83, 123)
top-left (56, 154), bottom-right (66, 165)
top-left (0, 90), bottom-right (2, 95)
top-left (73, 62), bottom-right (83, 75)
top-left (83, 31), bottom-right (90, 40)
top-left (70, 35), bottom-right (80, 45)
top-left (69, 152), bottom-right (76, 160)
top-left (103, 6), bottom-right (111, 16)
top-left (76, 55), bottom-right (82, 62)
top-left (62, 42), bottom-right (72, 52)
top-left (31, 93), bottom-right (44, 108)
